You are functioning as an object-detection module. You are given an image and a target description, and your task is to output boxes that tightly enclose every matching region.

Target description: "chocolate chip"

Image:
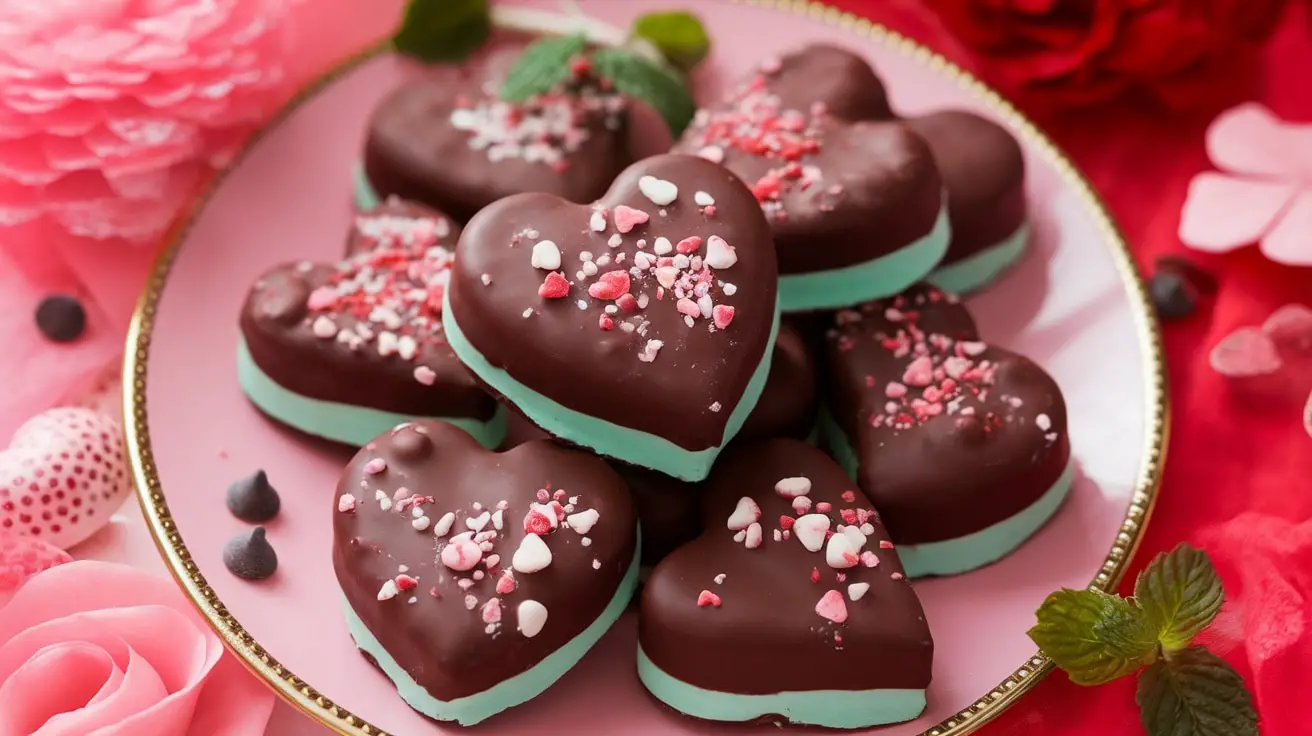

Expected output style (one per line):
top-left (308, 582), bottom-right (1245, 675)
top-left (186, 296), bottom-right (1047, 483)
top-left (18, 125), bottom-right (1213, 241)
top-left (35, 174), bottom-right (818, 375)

top-left (391, 425), bottom-right (433, 460)
top-left (225, 470), bottom-right (280, 523)
top-left (1149, 272), bottom-right (1196, 321)
top-left (223, 527), bottom-right (278, 580)
top-left (1154, 254), bottom-right (1216, 295)
top-left (35, 295), bottom-right (86, 343)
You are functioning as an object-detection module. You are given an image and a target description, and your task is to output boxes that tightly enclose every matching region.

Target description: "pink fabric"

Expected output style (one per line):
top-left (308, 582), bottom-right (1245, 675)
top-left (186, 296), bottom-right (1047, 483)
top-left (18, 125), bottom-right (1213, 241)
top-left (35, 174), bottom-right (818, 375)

top-left (0, 560), bottom-right (273, 735)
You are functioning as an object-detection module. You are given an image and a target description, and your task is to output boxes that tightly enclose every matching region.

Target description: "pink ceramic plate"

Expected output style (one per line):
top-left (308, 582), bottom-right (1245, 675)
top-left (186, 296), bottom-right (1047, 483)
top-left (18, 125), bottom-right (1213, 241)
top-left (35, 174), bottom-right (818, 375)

top-left (125, 1), bottom-right (1167, 734)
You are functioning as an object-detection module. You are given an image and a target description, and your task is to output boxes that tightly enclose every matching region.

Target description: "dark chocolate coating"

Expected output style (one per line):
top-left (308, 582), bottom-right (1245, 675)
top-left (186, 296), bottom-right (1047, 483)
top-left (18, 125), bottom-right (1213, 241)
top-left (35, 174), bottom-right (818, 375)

top-left (449, 154), bottom-right (778, 452)
top-left (675, 46), bottom-right (942, 275)
top-left (240, 200), bottom-right (495, 423)
top-left (333, 422), bottom-right (638, 702)
top-left (821, 284), bottom-right (1071, 544)
top-left (736, 321), bottom-right (818, 443)
top-left (364, 49), bottom-right (633, 224)
top-left (641, 439), bottom-right (933, 695)
top-left (905, 111), bottom-right (1026, 268)
top-left (225, 470), bottom-right (281, 523)
top-left (759, 44), bottom-right (893, 121)
top-left (224, 527), bottom-right (278, 580)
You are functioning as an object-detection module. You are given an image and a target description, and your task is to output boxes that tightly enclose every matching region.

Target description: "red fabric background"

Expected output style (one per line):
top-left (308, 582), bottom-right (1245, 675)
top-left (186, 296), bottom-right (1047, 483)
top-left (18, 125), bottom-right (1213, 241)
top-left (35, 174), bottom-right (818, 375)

top-left (820, 1), bottom-right (1312, 733)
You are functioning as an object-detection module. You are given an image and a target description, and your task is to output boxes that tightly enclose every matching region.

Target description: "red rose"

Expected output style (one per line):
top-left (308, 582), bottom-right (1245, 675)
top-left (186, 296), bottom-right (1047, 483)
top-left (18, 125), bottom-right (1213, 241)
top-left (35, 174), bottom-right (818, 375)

top-left (930, 0), bottom-right (1288, 111)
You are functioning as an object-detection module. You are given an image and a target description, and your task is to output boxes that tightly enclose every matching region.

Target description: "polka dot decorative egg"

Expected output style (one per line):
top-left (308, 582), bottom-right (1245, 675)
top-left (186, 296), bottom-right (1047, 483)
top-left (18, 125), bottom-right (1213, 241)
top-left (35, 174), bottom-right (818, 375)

top-left (0, 408), bottom-right (131, 549)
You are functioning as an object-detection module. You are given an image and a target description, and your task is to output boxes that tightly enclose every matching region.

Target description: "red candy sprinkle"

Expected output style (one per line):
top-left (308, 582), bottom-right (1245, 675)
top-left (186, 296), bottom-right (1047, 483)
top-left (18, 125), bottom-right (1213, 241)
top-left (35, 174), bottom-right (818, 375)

top-left (839, 509), bottom-right (858, 524)
top-left (879, 540), bottom-right (895, 549)
top-left (496, 570), bottom-right (516, 594)
top-left (588, 270), bottom-right (630, 300)
top-left (538, 271), bottom-right (570, 299)
top-left (840, 490), bottom-right (856, 503)
top-left (697, 590), bottom-right (722, 608)
top-left (810, 567), bottom-right (820, 584)
top-left (613, 205), bottom-right (650, 233)
top-left (523, 509), bottom-right (555, 535)
top-left (395, 574), bottom-right (418, 592)
top-left (712, 304), bottom-right (735, 330)
top-left (779, 515), bottom-right (795, 530)
top-left (675, 236), bottom-right (702, 254)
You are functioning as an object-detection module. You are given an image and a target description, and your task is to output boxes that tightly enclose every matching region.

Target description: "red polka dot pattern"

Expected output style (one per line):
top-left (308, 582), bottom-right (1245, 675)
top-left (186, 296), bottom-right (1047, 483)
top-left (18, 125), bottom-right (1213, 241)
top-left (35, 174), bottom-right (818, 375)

top-left (0, 408), bottom-right (130, 550)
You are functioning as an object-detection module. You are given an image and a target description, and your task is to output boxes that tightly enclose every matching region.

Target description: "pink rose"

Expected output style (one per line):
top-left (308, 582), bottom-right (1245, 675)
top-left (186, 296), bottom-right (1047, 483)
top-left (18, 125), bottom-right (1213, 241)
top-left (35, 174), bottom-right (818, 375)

top-left (0, 560), bottom-right (274, 734)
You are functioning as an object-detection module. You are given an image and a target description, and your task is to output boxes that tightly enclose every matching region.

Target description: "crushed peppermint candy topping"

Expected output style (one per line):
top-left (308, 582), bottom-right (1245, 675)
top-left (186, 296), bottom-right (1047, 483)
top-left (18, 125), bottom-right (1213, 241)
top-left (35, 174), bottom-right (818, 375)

top-left (296, 212), bottom-right (456, 378)
top-left (681, 69), bottom-right (841, 220)
top-left (697, 590), bottom-right (723, 607)
top-left (514, 175), bottom-right (743, 363)
top-left (815, 589), bottom-right (848, 623)
top-left (831, 287), bottom-right (1015, 432)
top-left (449, 67), bottom-right (625, 168)
top-left (726, 497), bottom-right (761, 530)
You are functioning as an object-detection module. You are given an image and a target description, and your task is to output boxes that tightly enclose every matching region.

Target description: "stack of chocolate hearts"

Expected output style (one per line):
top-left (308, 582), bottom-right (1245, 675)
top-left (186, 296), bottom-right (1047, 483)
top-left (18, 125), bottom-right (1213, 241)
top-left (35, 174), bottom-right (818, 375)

top-left (235, 42), bottom-right (1073, 730)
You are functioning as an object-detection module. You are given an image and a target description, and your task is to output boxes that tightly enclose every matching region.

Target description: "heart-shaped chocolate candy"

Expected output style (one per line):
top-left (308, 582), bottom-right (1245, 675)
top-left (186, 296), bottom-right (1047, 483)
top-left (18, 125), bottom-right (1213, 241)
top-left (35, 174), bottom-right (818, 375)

top-left (820, 284), bottom-right (1072, 577)
top-left (445, 154), bottom-right (780, 482)
top-left (675, 45), bottom-right (948, 311)
top-left (639, 439), bottom-right (933, 729)
top-left (333, 421), bottom-right (639, 725)
top-left (361, 47), bottom-right (633, 222)
top-left (238, 200), bottom-right (503, 447)
top-left (907, 111), bottom-right (1029, 294)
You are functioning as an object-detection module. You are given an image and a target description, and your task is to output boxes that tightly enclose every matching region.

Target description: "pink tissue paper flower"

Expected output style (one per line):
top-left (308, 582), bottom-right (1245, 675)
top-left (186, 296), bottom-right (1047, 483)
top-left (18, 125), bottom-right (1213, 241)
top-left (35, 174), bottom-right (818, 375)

top-left (0, 0), bottom-right (297, 242)
top-left (0, 560), bottom-right (274, 734)
top-left (1179, 103), bottom-right (1312, 266)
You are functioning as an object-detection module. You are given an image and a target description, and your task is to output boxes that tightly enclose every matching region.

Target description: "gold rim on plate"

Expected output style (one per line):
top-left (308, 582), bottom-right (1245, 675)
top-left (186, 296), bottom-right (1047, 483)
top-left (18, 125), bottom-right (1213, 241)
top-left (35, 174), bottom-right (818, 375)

top-left (123, 2), bottom-right (1169, 734)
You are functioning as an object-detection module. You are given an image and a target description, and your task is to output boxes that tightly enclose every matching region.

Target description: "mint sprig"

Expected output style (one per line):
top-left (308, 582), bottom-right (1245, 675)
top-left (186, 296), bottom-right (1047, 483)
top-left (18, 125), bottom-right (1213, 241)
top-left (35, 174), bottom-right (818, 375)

top-left (392, 0), bottom-right (491, 63)
top-left (1029, 543), bottom-right (1258, 736)
top-left (494, 12), bottom-right (705, 137)
top-left (590, 48), bottom-right (696, 136)
top-left (630, 11), bottom-right (710, 73)
top-left (499, 33), bottom-right (589, 103)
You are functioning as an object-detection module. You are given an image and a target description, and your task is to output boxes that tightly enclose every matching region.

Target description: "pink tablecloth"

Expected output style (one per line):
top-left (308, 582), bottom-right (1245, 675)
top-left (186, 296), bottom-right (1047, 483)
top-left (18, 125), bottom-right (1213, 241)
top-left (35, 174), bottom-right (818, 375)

top-left (79, 1), bottom-right (1311, 734)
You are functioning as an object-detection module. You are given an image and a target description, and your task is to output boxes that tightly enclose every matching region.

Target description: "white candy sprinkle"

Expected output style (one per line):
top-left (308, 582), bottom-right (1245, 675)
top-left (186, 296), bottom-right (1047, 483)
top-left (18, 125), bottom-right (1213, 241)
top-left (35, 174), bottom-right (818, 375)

top-left (714, 573), bottom-right (726, 584)
top-left (794, 513), bottom-right (831, 552)
top-left (512, 534), bottom-right (553, 573)
top-left (733, 529), bottom-right (746, 543)
top-left (774, 477), bottom-right (812, 498)
top-left (848, 582), bottom-right (871, 601)
top-left (581, 537), bottom-right (592, 546)
top-left (826, 533), bottom-right (859, 569)
top-left (531, 240), bottom-right (562, 270)
top-left (337, 494), bottom-right (356, 513)
top-left (608, 233), bottom-right (623, 247)
top-left (592, 559), bottom-right (602, 570)
top-left (723, 283), bottom-right (738, 296)
top-left (412, 516), bottom-right (431, 531)
top-left (433, 512), bottom-right (456, 537)
top-left (638, 339), bottom-right (664, 363)
top-left (1036, 413), bottom-right (1052, 431)
top-left (653, 236), bottom-right (673, 255)
top-left (704, 235), bottom-right (738, 269)
top-left (566, 509), bottom-right (600, 534)
top-left (312, 316), bottom-right (337, 338)
top-left (694, 191), bottom-right (715, 206)
top-left (518, 600), bottom-right (548, 637)
top-left (709, 401), bottom-right (722, 413)
top-left (726, 497), bottom-right (761, 530)
top-left (576, 299), bottom-right (588, 311)
top-left (377, 580), bottom-right (399, 601)
top-left (590, 210), bottom-right (607, 232)
top-left (522, 308), bottom-right (534, 318)
top-left (841, 525), bottom-right (867, 551)
top-left (492, 509), bottom-right (505, 530)
top-left (466, 511), bottom-right (491, 532)
top-left (744, 522), bottom-right (763, 549)
top-left (480, 273), bottom-right (492, 286)
top-left (638, 175), bottom-right (679, 206)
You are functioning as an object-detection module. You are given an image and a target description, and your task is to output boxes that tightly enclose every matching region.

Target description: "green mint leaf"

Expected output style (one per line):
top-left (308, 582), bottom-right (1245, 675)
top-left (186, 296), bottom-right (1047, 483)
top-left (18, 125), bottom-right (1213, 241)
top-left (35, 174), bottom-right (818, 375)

top-left (590, 48), bottom-right (696, 137)
top-left (499, 33), bottom-right (590, 103)
top-left (1136, 647), bottom-right (1259, 736)
top-left (630, 11), bottom-right (711, 72)
top-left (1028, 588), bottom-right (1159, 686)
top-left (392, 0), bottom-right (491, 63)
top-left (1135, 543), bottom-right (1225, 653)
